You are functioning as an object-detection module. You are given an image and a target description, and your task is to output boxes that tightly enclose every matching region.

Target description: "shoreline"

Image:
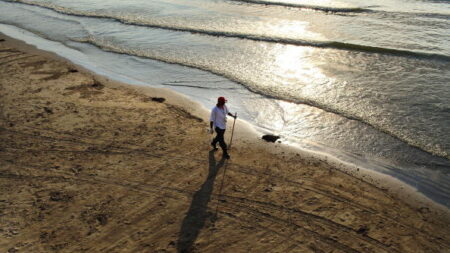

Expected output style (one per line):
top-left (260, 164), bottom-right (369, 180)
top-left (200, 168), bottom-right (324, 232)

top-left (1, 31), bottom-right (447, 212)
top-left (1, 34), bottom-right (449, 252)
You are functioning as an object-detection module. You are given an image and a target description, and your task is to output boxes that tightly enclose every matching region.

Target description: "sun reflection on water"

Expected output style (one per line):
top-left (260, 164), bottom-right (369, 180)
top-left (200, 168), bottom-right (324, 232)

top-left (272, 45), bottom-right (334, 97)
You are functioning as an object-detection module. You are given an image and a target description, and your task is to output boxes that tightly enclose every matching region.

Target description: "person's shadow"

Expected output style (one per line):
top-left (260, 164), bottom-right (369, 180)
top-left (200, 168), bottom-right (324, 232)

top-left (177, 150), bottom-right (226, 253)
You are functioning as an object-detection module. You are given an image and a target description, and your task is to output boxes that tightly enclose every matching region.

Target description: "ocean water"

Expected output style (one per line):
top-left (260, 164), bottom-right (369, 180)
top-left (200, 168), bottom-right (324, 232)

top-left (0, 0), bottom-right (449, 207)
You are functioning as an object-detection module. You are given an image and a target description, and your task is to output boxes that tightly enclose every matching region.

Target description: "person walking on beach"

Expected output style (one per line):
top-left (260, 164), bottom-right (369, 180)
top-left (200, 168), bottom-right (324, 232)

top-left (210, 96), bottom-right (236, 159)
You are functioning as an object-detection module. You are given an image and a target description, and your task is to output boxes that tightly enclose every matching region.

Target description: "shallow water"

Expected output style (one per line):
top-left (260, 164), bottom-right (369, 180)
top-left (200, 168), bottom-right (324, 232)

top-left (1, 0), bottom-right (449, 207)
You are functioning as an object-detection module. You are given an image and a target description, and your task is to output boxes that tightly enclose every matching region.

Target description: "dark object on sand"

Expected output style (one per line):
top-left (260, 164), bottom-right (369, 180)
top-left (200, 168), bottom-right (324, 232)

top-left (356, 225), bottom-right (369, 235)
top-left (152, 97), bottom-right (166, 103)
top-left (91, 79), bottom-right (104, 90)
top-left (96, 214), bottom-right (108, 225)
top-left (43, 107), bottom-right (53, 114)
top-left (262, 134), bottom-right (280, 142)
top-left (49, 191), bottom-right (72, 202)
top-left (0, 39), bottom-right (5, 42)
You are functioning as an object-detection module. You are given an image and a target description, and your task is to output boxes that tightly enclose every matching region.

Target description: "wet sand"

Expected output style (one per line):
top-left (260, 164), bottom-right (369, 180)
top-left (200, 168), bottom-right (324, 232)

top-left (1, 35), bottom-right (449, 253)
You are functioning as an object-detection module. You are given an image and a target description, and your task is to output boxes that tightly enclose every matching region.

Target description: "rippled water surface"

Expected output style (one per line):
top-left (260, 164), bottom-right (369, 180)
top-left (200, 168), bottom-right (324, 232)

top-left (1, 0), bottom-right (449, 206)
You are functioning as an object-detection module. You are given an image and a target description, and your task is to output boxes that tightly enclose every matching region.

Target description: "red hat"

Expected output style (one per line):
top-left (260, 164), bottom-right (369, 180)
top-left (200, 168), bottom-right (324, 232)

top-left (218, 96), bottom-right (227, 103)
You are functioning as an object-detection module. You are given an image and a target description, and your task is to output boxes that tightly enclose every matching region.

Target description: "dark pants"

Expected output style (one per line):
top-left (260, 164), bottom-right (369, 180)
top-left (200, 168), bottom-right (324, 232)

top-left (212, 127), bottom-right (228, 153)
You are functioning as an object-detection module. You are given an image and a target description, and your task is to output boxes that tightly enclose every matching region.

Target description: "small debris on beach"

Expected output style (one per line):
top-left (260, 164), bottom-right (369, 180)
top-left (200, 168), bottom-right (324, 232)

top-left (152, 97), bottom-right (166, 103)
top-left (49, 191), bottom-right (73, 202)
top-left (91, 80), bottom-right (104, 90)
top-left (262, 134), bottom-right (280, 142)
top-left (356, 225), bottom-right (369, 236)
top-left (96, 214), bottom-right (108, 226)
top-left (43, 107), bottom-right (53, 114)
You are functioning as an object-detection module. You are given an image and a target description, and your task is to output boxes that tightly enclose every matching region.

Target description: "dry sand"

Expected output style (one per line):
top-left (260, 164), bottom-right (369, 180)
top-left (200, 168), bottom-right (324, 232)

top-left (1, 35), bottom-right (450, 253)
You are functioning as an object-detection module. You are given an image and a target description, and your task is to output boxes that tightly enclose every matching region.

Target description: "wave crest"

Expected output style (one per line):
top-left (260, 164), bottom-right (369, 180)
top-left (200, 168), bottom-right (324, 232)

top-left (227, 0), bottom-right (372, 13)
top-left (3, 0), bottom-right (449, 61)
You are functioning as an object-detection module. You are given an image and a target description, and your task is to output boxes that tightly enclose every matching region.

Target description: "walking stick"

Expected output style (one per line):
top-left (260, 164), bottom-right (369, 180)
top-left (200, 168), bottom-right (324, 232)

top-left (228, 113), bottom-right (237, 149)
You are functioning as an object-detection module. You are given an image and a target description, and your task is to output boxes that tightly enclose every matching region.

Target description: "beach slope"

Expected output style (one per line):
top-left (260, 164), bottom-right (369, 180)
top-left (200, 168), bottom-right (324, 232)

top-left (0, 37), bottom-right (449, 253)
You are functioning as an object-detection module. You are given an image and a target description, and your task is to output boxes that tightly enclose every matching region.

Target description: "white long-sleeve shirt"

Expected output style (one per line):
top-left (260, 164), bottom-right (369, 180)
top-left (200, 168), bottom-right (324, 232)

top-left (210, 105), bottom-right (229, 130)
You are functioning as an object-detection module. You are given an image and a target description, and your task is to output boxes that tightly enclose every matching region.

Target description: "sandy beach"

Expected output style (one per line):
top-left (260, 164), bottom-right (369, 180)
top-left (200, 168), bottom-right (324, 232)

top-left (1, 35), bottom-right (449, 253)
